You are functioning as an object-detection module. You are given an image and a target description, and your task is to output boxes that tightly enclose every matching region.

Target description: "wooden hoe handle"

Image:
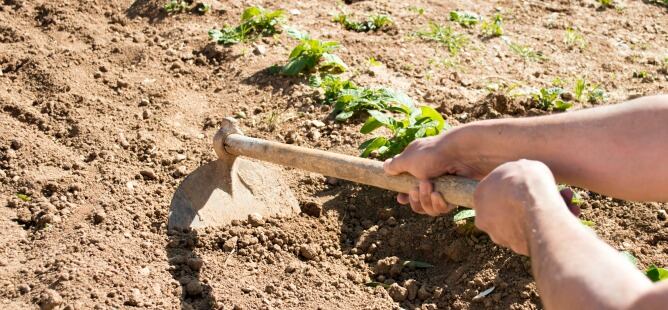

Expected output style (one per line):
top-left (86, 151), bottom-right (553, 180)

top-left (220, 133), bottom-right (477, 208)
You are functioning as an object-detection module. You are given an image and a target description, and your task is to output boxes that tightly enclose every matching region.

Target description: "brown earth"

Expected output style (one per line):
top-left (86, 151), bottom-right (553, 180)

top-left (1, 0), bottom-right (667, 309)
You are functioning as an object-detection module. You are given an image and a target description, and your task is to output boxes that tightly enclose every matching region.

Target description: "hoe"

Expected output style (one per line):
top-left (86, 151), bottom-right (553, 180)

top-left (168, 118), bottom-right (477, 230)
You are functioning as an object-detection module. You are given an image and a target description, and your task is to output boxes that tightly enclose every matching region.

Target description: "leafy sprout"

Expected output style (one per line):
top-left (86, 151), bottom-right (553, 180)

top-left (598, 0), bottom-right (615, 8)
top-left (574, 78), bottom-right (586, 101)
top-left (333, 13), bottom-right (392, 32)
top-left (587, 86), bottom-right (606, 104)
top-left (508, 42), bottom-right (546, 62)
top-left (532, 87), bottom-right (572, 111)
top-left (408, 6), bottom-right (426, 16)
top-left (646, 265), bottom-right (668, 282)
top-left (16, 193), bottom-right (31, 202)
top-left (209, 6), bottom-right (285, 45)
top-left (564, 27), bottom-right (586, 50)
top-left (359, 105), bottom-right (446, 159)
top-left (415, 23), bottom-right (468, 55)
top-left (449, 11), bottom-right (481, 28)
top-left (280, 28), bottom-right (348, 76)
top-left (481, 14), bottom-right (503, 37)
top-left (308, 74), bottom-right (357, 104)
top-left (164, 0), bottom-right (189, 13)
top-left (196, 3), bottom-right (211, 14)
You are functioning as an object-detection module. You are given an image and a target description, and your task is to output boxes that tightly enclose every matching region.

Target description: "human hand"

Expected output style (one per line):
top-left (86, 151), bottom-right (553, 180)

top-left (473, 159), bottom-right (567, 255)
top-left (382, 127), bottom-right (488, 216)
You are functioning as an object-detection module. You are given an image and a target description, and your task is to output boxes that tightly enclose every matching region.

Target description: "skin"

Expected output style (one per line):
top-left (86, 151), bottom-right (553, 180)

top-left (383, 95), bottom-right (668, 309)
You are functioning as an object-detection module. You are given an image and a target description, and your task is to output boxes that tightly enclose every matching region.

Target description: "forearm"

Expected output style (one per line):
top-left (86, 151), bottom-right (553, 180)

top-left (456, 95), bottom-right (668, 201)
top-left (525, 191), bottom-right (653, 309)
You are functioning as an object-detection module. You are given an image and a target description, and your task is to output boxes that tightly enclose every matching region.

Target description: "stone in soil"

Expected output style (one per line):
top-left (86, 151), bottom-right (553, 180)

top-left (387, 283), bottom-right (408, 302)
top-left (299, 244), bottom-right (319, 261)
top-left (248, 213), bottom-right (265, 227)
top-left (38, 289), bottom-right (63, 310)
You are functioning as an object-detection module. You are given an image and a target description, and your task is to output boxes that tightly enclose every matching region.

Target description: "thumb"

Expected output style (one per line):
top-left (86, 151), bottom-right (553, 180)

top-left (383, 155), bottom-right (406, 176)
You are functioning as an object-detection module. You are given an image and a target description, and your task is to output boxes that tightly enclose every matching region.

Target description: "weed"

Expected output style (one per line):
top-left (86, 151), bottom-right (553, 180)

top-left (564, 27), bottom-right (586, 50)
top-left (574, 78), bottom-right (586, 101)
top-left (481, 14), bottom-right (503, 37)
top-left (368, 57), bottom-right (382, 67)
top-left (280, 28), bottom-right (347, 76)
top-left (333, 13), bottom-right (392, 32)
top-left (416, 23), bottom-right (468, 55)
top-left (359, 105), bottom-right (446, 159)
top-left (449, 11), bottom-right (481, 28)
top-left (633, 70), bottom-right (650, 79)
top-left (16, 193), bottom-right (31, 202)
top-left (587, 86), bottom-right (606, 104)
top-left (508, 42), bottom-right (546, 62)
top-left (408, 6), bottom-right (425, 16)
top-left (308, 74), bottom-right (357, 104)
top-left (598, 0), bottom-right (615, 8)
top-left (164, 0), bottom-right (189, 13)
top-left (646, 265), bottom-right (668, 282)
top-left (532, 87), bottom-right (572, 111)
top-left (209, 6), bottom-right (285, 45)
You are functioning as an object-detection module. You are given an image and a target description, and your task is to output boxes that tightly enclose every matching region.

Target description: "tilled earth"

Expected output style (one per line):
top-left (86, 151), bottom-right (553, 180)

top-left (1, 0), bottom-right (667, 309)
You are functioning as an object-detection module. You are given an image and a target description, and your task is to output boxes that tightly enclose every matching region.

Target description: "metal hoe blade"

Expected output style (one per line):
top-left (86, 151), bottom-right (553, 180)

top-left (168, 155), bottom-right (300, 230)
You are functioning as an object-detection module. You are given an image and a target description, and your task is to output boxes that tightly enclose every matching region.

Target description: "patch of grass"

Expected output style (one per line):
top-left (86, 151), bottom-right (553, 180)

top-left (407, 6), bottom-right (425, 16)
top-left (279, 28), bottom-right (347, 76)
top-left (564, 27), bottom-right (586, 50)
top-left (333, 13), bottom-right (392, 32)
top-left (16, 193), bottom-right (31, 202)
top-left (209, 6), bottom-right (285, 45)
top-left (598, 0), bottom-right (615, 8)
top-left (481, 14), bottom-right (503, 37)
top-left (415, 23), bottom-right (468, 55)
top-left (508, 42), bottom-right (546, 62)
top-left (449, 11), bottom-right (481, 28)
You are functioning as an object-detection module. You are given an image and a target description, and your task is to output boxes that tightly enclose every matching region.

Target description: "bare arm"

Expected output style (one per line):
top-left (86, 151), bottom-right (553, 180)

top-left (457, 94), bottom-right (668, 201)
top-left (473, 160), bottom-right (668, 310)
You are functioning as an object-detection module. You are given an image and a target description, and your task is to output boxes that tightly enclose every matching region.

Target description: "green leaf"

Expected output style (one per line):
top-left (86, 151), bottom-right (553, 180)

top-left (364, 282), bottom-right (390, 288)
top-left (320, 53), bottom-right (348, 73)
top-left (241, 6), bottom-right (262, 21)
top-left (16, 193), bottom-right (31, 202)
top-left (646, 265), bottom-right (668, 282)
top-left (403, 260), bottom-right (434, 269)
top-left (335, 111), bottom-right (355, 121)
top-left (280, 57), bottom-right (309, 76)
top-left (367, 110), bottom-right (393, 128)
top-left (360, 117), bottom-right (383, 134)
top-left (418, 106), bottom-right (445, 131)
top-left (453, 209), bottom-right (476, 221)
top-left (580, 219), bottom-right (595, 227)
top-left (285, 27), bottom-right (309, 40)
top-left (359, 137), bottom-right (388, 157)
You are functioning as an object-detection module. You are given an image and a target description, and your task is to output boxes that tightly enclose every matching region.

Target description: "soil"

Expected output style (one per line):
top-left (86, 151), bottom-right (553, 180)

top-left (1, 0), bottom-right (667, 309)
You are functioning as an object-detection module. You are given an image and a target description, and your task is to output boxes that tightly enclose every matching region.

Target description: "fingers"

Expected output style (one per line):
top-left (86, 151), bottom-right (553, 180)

top-left (397, 193), bottom-right (409, 205)
top-left (431, 191), bottom-right (455, 214)
top-left (419, 181), bottom-right (437, 216)
top-left (383, 155), bottom-right (406, 176)
top-left (408, 187), bottom-right (426, 214)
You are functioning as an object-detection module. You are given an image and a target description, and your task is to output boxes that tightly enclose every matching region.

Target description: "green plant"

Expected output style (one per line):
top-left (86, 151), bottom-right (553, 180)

top-left (280, 29), bottom-right (347, 76)
top-left (449, 11), bottom-right (481, 27)
top-left (633, 70), bottom-right (650, 79)
top-left (532, 87), bottom-right (572, 111)
top-left (574, 78), bottom-right (586, 101)
top-left (415, 23), bottom-right (468, 55)
top-left (509, 42), bottom-right (546, 62)
top-left (16, 193), bottom-right (31, 202)
top-left (333, 88), bottom-right (404, 120)
top-left (359, 106), bottom-right (446, 159)
top-left (587, 86), bottom-right (606, 103)
top-left (564, 27), bottom-right (586, 49)
top-left (309, 74), bottom-right (357, 104)
top-left (481, 14), bottom-right (503, 37)
top-left (208, 6), bottom-right (285, 45)
top-left (164, 0), bottom-right (189, 13)
top-left (408, 6), bottom-right (426, 15)
top-left (598, 0), bottom-right (615, 8)
top-left (333, 13), bottom-right (392, 32)
top-left (646, 265), bottom-right (668, 282)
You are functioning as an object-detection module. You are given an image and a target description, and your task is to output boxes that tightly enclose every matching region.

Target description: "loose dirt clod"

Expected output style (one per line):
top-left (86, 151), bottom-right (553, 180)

top-left (387, 283), bottom-right (408, 302)
top-left (38, 289), bottom-right (63, 310)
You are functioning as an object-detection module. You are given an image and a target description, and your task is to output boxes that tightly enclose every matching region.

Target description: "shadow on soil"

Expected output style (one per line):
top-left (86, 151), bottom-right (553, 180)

top-left (314, 181), bottom-right (539, 308)
top-left (166, 229), bottom-right (216, 310)
top-left (126, 0), bottom-right (167, 23)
